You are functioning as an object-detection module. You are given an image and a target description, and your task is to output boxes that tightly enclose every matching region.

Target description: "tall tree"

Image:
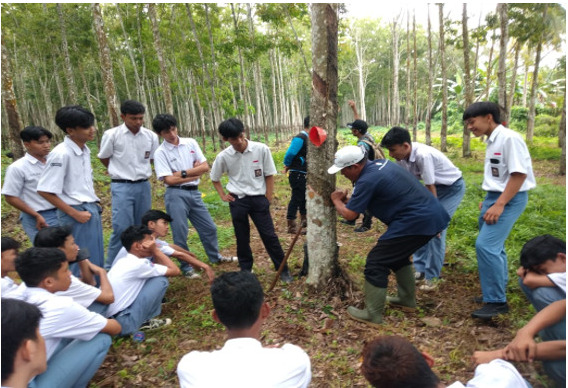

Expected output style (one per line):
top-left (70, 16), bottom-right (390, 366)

top-left (497, 3), bottom-right (509, 123)
top-left (306, 3), bottom-right (341, 289)
top-left (57, 3), bottom-right (78, 102)
top-left (412, 11), bottom-right (418, 143)
top-left (462, 3), bottom-right (472, 157)
top-left (559, 95), bottom-right (566, 175)
top-left (92, 3), bottom-right (119, 128)
top-left (438, 4), bottom-right (447, 152)
top-left (425, 6), bottom-right (433, 146)
top-left (148, 3), bottom-right (174, 114)
top-left (391, 17), bottom-right (400, 126)
top-left (1, 36), bottom-right (24, 158)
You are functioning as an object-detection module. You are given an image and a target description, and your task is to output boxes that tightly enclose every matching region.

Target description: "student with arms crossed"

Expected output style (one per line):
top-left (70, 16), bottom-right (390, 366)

top-left (1, 126), bottom-right (58, 242)
top-left (15, 247), bottom-right (121, 388)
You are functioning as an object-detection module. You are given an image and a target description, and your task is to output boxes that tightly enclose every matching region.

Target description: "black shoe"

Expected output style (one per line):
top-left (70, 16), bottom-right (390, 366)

top-left (340, 219), bottom-right (356, 226)
top-left (280, 269), bottom-right (293, 283)
top-left (354, 226), bottom-right (370, 233)
top-left (471, 303), bottom-right (509, 319)
top-left (472, 295), bottom-right (484, 304)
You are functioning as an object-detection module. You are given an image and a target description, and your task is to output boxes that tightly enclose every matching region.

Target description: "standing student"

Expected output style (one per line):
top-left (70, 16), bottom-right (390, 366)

top-left (37, 105), bottom-right (105, 270)
top-left (463, 102), bottom-right (536, 319)
top-left (2, 126), bottom-right (58, 242)
top-left (15, 247), bottom-right (121, 388)
top-left (152, 113), bottom-right (236, 278)
top-left (380, 126), bottom-right (465, 290)
top-left (1, 298), bottom-right (47, 388)
top-left (210, 118), bottom-right (293, 282)
top-left (283, 116), bottom-right (309, 234)
top-left (98, 100), bottom-right (159, 267)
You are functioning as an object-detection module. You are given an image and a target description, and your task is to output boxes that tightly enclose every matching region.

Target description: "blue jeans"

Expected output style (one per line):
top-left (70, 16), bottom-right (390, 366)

top-left (413, 178), bottom-right (466, 280)
top-left (29, 333), bottom-right (111, 388)
top-left (113, 276), bottom-right (169, 335)
top-left (165, 187), bottom-right (222, 270)
top-left (58, 202), bottom-right (104, 275)
top-left (476, 191), bottom-right (528, 303)
top-left (20, 209), bottom-right (59, 244)
top-left (105, 181), bottom-right (152, 268)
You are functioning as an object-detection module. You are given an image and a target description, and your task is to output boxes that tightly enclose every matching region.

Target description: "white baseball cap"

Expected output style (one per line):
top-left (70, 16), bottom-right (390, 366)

top-left (327, 145), bottom-right (365, 174)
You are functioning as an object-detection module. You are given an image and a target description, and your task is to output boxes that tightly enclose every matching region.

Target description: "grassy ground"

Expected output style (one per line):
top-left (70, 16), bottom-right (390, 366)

top-left (1, 129), bottom-right (565, 387)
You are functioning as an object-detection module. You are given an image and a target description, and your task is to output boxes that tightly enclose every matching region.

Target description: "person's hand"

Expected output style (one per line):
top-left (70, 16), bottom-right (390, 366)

top-left (331, 189), bottom-right (348, 203)
top-left (73, 210), bottom-right (91, 224)
top-left (204, 266), bottom-right (215, 284)
top-left (483, 203), bottom-right (504, 224)
top-left (472, 349), bottom-right (505, 366)
top-left (221, 193), bottom-right (235, 202)
top-left (35, 214), bottom-right (48, 230)
top-left (142, 237), bottom-right (157, 253)
top-left (478, 201), bottom-right (483, 210)
top-left (86, 261), bottom-right (105, 276)
top-left (516, 266), bottom-right (527, 278)
top-left (347, 100), bottom-right (356, 108)
top-left (282, 166), bottom-right (290, 174)
top-left (504, 328), bottom-right (537, 362)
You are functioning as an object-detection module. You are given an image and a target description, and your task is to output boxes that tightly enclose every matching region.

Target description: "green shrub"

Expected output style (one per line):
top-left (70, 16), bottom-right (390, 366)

top-left (534, 114), bottom-right (560, 137)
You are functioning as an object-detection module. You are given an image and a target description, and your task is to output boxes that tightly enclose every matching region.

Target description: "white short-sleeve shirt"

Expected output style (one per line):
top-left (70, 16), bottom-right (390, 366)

top-left (55, 275), bottom-right (102, 308)
top-left (447, 359), bottom-right (529, 388)
top-left (105, 253), bottom-right (168, 317)
top-left (177, 337), bottom-right (311, 388)
top-left (1, 276), bottom-right (23, 298)
top-left (154, 137), bottom-right (207, 186)
top-left (97, 124), bottom-right (158, 180)
top-left (548, 272), bottom-right (566, 293)
top-left (483, 125), bottom-right (536, 192)
top-left (1, 153), bottom-right (55, 211)
top-left (398, 142), bottom-right (462, 186)
top-left (22, 287), bottom-right (108, 360)
top-left (210, 140), bottom-right (277, 198)
top-left (111, 239), bottom-right (174, 267)
top-left (37, 136), bottom-right (99, 204)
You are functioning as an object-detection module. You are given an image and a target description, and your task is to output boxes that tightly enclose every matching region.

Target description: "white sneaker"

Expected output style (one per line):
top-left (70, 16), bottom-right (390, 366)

top-left (419, 279), bottom-right (440, 292)
top-left (218, 255), bottom-right (238, 263)
top-left (139, 318), bottom-right (172, 331)
top-left (183, 269), bottom-right (202, 279)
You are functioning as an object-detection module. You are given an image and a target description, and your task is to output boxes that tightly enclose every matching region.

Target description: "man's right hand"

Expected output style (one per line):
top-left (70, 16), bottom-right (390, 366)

top-left (73, 210), bottom-right (92, 224)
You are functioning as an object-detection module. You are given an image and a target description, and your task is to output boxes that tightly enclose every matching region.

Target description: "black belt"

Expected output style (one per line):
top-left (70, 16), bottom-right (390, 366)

top-left (38, 208), bottom-right (57, 213)
top-left (111, 179), bottom-right (148, 183)
top-left (169, 185), bottom-right (198, 191)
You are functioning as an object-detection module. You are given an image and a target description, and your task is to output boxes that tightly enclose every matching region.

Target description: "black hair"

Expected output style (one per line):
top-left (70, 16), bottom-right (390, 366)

top-left (33, 225), bottom-right (74, 249)
top-left (152, 113), bottom-right (178, 135)
top-left (218, 118), bottom-right (245, 139)
top-left (120, 100), bottom-right (146, 115)
top-left (1, 298), bottom-right (43, 383)
top-left (15, 247), bottom-right (67, 287)
top-left (120, 225), bottom-right (152, 252)
top-left (1, 236), bottom-right (20, 253)
top-left (380, 127), bottom-right (412, 148)
top-left (520, 235), bottom-right (566, 269)
top-left (141, 209), bottom-right (173, 227)
top-left (361, 336), bottom-right (440, 388)
top-left (20, 126), bottom-right (53, 142)
top-left (303, 116), bottom-right (310, 129)
top-left (211, 271), bottom-right (264, 330)
top-left (54, 105), bottom-right (95, 133)
top-left (462, 102), bottom-right (501, 124)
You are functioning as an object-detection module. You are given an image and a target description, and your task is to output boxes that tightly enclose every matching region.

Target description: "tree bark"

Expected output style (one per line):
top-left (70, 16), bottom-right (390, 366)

top-left (148, 3), bottom-right (174, 114)
top-left (508, 41), bottom-right (520, 114)
top-left (92, 3), bottom-right (120, 128)
top-left (462, 3), bottom-right (472, 157)
top-left (527, 5), bottom-right (548, 144)
top-left (497, 3), bottom-right (509, 123)
top-left (1, 36), bottom-right (24, 158)
top-left (405, 11), bottom-right (411, 130)
top-left (306, 3), bottom-right (341, 289)
top-left (438, 4), bottom-right (447, 152)
top-left (57, 3), bottom-right (78, 102)
top-left (559, 95), bottom-right (566, 175)
top-left (413, 12), bottom-right (418, 142)
top-left (391, 18), bottom-right (400, 126)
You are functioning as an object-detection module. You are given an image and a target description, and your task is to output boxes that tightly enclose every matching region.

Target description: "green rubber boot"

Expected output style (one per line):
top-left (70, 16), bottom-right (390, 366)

top-left (386, 265), bottom-right (417, 309)
top-left (347, 281), bottom-right (387, 325)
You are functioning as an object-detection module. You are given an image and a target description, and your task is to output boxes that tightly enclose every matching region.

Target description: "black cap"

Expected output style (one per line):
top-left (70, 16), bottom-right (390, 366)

top-left (347, 119), bottom-right (368, 131)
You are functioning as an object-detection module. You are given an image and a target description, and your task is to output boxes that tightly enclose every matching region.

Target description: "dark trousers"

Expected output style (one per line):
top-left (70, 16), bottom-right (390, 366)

top-left (365, 235), bottom-right (435, 288)
top-left (361, 210), bottom-right (373, 228)
top-left (229, 195), bottom-right (286, 272)
top-left (286, 171), bottom-right (307, 220)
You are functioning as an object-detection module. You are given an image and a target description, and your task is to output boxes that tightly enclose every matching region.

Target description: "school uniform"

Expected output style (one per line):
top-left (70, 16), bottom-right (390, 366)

top-left (477, 125), bottom-right (536, 304)
top-left (37, 136), bottom-right (105, 271)
top-left (210, 140), bottom-right (287, 272)
top-left (98, 124), bottom-right (159, 267)
top-left (154, 136), bottom-right (225, 268)
top-left (397, 142), bottom-right (466, 280)
top-left (110, 238), bottom-right (174, 267)
top-left (106, 253), bottom-right (169, 335)
top-left (1, 153), bottom-right (59, 242)
top-left (22, 286), bottom-right (111, 388)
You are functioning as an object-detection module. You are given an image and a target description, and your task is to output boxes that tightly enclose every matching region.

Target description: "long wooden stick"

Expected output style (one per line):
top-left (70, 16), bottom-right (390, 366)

top-left (267, 221), bottom-right (304, 292)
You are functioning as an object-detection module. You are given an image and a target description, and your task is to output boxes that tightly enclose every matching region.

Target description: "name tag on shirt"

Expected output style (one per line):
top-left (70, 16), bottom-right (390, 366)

top-left (144, 151), bottom-right (151, 159)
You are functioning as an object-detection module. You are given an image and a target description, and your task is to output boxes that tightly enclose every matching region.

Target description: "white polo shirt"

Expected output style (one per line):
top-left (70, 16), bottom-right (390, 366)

top-left (97, 124), bottom-right (159, 181)
top-left (154, 137), bottom-right (207, 187)
top-left (548, 272), bottom-right (566, 293)
top-left (55, 275), bottom-right (102, 308)
top-left (177, 337), bottom-right (311, 388)
top-left (105, 253), bottom-right (168, 317)
top-left (447, 359), bottom-right (528, 388)
top-left (483, 125), bottom-right (536, 193)
top-left (210, 140), bottom-right (277, 198)
top-left (1, 277), bottom-right (23, 298)
top-left (21, 287), bottom-right (108, 360)
top-left (37, 136), bottom-right (99, 205)
top-left (398, 142), bottom-right (462, 186)
top-left (1, 153), bottom-right (55, 211)
top-left (111, 239), bottom-right (174, 267)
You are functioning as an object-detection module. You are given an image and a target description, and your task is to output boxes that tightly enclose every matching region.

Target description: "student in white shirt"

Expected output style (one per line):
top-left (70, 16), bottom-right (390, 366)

top-left (1, 237), bottom-right (23, 298)
top-left (463, 102), bottom-right (536, 319)
top-left (34, 226), bottom-right (114, 313)
top-left (1, 126), bottom-right (58, 243)
top-left (106, 225), bottom-right (181, 334)
top-left (177, 271), bottom-right (311, 387)
top-left (98, 100), bottom-right (159, 268)
top-left (1, 298), bottom-right (47, 388)
top-left (361, 335), bottom-right (529, 388)
top-left (380, 126), bottom-right (466, 291)
top-left (15, 247), bottom-right (121, 388)
top-left (37, 105), bottom-right (105, 271)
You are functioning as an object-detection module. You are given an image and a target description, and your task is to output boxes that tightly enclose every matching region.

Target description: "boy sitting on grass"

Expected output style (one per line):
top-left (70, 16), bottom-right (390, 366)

top-left (105, 225), bottom-right (181, 334)
top-left (1, 236), bottom-right (23, 298)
